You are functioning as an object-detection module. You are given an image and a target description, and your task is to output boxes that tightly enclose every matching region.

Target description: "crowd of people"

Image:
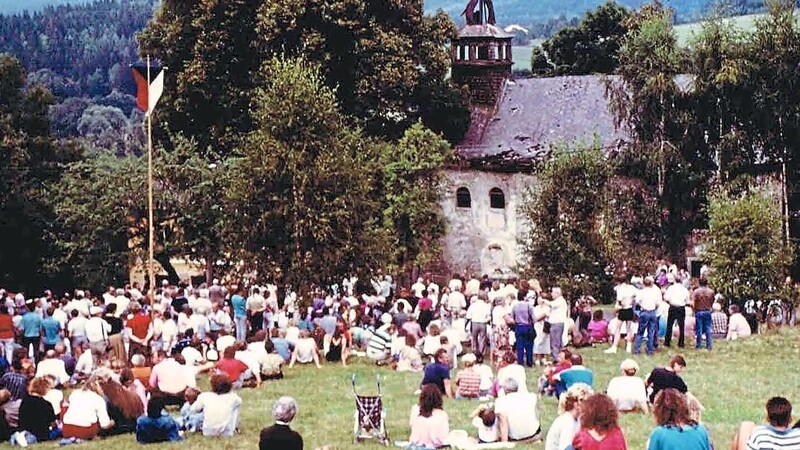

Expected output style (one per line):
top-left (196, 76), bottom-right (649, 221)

top-left (0, 258), bottom-right (794, 449)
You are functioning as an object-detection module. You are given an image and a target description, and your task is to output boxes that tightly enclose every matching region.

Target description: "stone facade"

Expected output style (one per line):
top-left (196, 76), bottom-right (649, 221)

top-left (452, 63), bottom-right (511, 106)
top-left (440, 168), bottom-right (537, 276)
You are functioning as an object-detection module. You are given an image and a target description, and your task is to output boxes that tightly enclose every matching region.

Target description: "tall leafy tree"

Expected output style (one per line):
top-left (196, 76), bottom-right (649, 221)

top-left (224, 57), bottom-right (386, 290)
top-left (542, 1), bottom-right (630, 75)
top-left (137, 0), bottom-right (468, 159)
top-left (520, 144), bottom-right (615, 302)
top-left (0, 55), bottom-right (71, 291)
top-left (378, 122), bottom-right (453, 276)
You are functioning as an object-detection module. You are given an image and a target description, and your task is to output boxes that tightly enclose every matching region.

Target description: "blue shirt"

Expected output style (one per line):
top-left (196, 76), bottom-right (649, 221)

top-left (421, 362), bottom-right (450, 395)
top-left (271, 337), bottom-right (292, 361)
top-left (41, 317), bottom-right (61, 345)
top-left (647, 424), bottom-right (711, 450)
top-left (136, 413), bottom-right (182, 444)
top-left (20, 312), bottom-right (42, 338)
top-left (559, 366), bottom-right (594, 389)
top-left (231, 295), bottom-right (247, 318)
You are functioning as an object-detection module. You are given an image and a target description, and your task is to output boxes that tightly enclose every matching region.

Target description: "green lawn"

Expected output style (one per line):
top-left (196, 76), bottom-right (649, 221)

top-left (18, 328), bottom-right (800, 449)
top-left (674, 11), bottom-right (800, 47)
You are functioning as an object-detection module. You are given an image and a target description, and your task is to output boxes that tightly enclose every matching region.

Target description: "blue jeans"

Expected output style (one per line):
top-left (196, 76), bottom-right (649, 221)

top-left (234, 316), bottom-right (247, 341)
top-left (633, 310), bottom-right (658, 355)
top-left (515, 324), bottom-right (534, 367)
top-left (695, 310), bottom-right (712, 349)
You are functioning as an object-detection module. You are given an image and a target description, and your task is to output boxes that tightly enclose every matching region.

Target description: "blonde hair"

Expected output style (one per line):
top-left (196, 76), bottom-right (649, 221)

top-left (558, 382), bottom-right (594, 414)
top-left (685, 392), bottom-right (705, 423)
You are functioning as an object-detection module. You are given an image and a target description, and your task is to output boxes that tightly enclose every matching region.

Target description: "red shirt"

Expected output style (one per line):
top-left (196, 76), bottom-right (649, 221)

top-left (572, 427), bottom-right (627, 450)
top-left (215, 357), bottom-right (249, 382)
top-left (0, 315), bottom-right (14, 339)
top-left (126, 314), bottom-right (151, 340)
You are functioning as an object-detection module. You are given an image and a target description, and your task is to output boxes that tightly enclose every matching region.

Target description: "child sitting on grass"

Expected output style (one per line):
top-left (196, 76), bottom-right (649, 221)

top-left (470, 404), bottom-right (499, 444)
top-left (587, 310), bottom-right (609, 344)
top-left (177, 387), bottom-right (203, 432)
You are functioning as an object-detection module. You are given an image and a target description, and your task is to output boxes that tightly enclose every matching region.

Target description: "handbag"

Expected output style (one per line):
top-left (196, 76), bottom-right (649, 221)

top-left (543, 320), bottom-right (552, 334)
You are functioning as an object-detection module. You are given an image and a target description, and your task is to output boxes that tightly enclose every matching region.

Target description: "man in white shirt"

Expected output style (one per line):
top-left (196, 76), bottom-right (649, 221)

top-left (633, 276), bottom-right (662, 355)
top-left (35, 350), bottom-right (70, 386)
top-left (85, 306), bottom-right (111, 360)
top-left (664, 273), bottom-right (690, 348)
top-left (466, 294), bottom-right (491, 356)
top-left (547, 287), bottom-right (568, 362)
top-left (448, 288), bottom-right (467, 316)
top-left (411, 278), bottom-right (426, 299)
top-left (606, 359), bottom-right (648, 412)
top-left (465, 276), bottom-right (481, 297)
top-left (606, 277), bottom-right (638, 354)
top-left (495, 377), bottom-right (540, 441)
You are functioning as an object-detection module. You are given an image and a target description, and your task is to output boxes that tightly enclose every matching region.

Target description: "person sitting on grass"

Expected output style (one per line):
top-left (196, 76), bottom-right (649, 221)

top-left (454, 353), bottom-right (482, 399)
top-left (473, 354), bottom-right (493, 398)
top-left (553, 353), bottom-right (593, 398)
top-left (288, 330), bottom-right (322, 369)
top-left (545, 383), bottom-right (594, 450)
top-left (646, 355), bottom-right (688, 404)
top-left (495, 377), bottom-right (541, 442)
top-left (215, 345), bottom-right (253, 388)
top-left (572, 393), bottom-right (628, 450)
top-left (732, 396), bottom-right (800, 450)
top-left (189, 373), bottom-right (242, 437)
top-left (397, 334), bottom-right (423, 373)
top-left (646, 388), bottom-right (711, 450)
top-left (587, 310), bottom-right (609, 344)
top-left (607, 359), bottom-right (648, 413)
top-left (259, 339), bottom-right (285, 381)
top-left (178, 387), bottom-right (204, 433)
top-left (470, 403), bottom-right (499, 444)
top-left (135, 397), bottom-right (182, 444)
top-left (62, 376), bottom-right (115, 440)
top-left (259, 396), bottom-right (303, 450)
top-left (408, 384), bottom-right (450, 449)
top-left (18, 377), bottom-right (59, 443)
top-left (420, 348), bottom-right (453, 399)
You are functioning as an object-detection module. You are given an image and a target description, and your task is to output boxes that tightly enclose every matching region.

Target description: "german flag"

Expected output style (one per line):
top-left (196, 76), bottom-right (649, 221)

top-left (131, 62), bottom-right (165, 116)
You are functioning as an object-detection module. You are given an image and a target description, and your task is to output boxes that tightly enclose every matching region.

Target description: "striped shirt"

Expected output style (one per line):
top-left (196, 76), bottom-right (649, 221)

top-left (0, 372), bottom-right (28, 401)
top-left (366, 325), bottom-right (392, 359)
top-left (454, 369), bottom-right (481, 398)
top-left (747, 425), bottom-right (800, 450)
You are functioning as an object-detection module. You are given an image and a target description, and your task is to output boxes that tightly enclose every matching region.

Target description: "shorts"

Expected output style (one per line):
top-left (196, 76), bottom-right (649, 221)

top-left (618, 308), bottom-right (635, 322)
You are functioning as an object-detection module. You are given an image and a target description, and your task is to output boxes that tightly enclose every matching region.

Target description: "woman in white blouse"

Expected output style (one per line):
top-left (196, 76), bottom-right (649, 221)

top-left (62, 377), bottom-right (115, 440)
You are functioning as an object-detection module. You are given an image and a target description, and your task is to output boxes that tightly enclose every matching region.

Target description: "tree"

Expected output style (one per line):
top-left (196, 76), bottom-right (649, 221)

top-left (520, 144), bottom-right (615, 302)
top-left (605, 2), bottom-right (712, 257)
top-left (137, 0), bottom-right (469, 159)
top-left (223, 57), bottom-right (386, 290)
top-left (0, 55), bottom-right (73, 291)
top-left (530, 46), bottom-right (552, 76)
top-left (542, 1), bottom-right (630, 75)
top-left (51, 135), bottom-right (225, 289)
top-left (378, 122), bottom-right (453, 278)
top-left (706, 186), bottom-right (793, 310)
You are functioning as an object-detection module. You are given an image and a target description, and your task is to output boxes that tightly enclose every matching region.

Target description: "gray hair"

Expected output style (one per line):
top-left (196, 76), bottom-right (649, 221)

top-left (503, 377), bottom-right (519, 394)
top-left (273, 396), bottom-right (298, 423)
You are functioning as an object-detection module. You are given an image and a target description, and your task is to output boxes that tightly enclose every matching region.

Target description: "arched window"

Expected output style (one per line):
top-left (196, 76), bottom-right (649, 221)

top-left (456, 187), bottom-right (472, 208)
top-left (489, 187), bottom-right (505, 209)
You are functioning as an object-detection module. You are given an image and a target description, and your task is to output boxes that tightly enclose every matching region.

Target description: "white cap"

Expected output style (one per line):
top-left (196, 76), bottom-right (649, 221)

top-left (620, 358), bottom-right (639, 372)
top-left (381, 313), bottom-right (392, 324)
top-left (90, 306), bottom-right (104, 315)
top-left (461, 353), bottom-right (476, 364)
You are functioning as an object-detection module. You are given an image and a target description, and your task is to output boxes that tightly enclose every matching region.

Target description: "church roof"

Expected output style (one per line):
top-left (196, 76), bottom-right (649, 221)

top-left (456, 74), bottom-right (695, 172)
top-left (457, 24), bottom-right (514, 39)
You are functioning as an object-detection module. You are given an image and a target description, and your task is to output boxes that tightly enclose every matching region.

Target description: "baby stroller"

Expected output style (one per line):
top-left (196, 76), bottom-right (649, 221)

top-left (352, 374), bottom-right (390, 445)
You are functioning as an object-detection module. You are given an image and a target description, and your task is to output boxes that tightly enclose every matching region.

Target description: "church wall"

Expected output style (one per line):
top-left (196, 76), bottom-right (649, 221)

top-left (439, 169), bottom-right (538, 277)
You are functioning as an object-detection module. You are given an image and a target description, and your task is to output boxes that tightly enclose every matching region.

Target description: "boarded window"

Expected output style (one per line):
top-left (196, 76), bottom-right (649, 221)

top-left (478, 45), bottom-right (489, 60)
top-left (489, 187), bottom-right (505, 209)
top-left (456, 187), bottom-right (472, 208)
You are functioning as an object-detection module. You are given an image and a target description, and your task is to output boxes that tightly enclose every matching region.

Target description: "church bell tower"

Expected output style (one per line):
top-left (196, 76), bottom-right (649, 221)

top-left (451, 0), bottom-right (513, 106)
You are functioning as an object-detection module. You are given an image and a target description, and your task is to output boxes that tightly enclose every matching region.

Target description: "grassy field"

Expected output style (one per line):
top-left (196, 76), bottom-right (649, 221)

top-left (674, 11), bottom-right (800, 47)
top-left (17, 328), bottom-right (800, 449)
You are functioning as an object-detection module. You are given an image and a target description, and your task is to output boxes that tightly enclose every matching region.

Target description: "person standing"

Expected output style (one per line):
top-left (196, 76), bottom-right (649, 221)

top-left (512, 292), bottom-right (541, 367)
top-left (0, 306), bottom-right (16, 365)
top-left (606, 276), bottom-right (637, 354)
top-left (19, 302), bottom-right (42, 361)
top-left (231, 287), bottom-right (247, 342)
top-left (547, 288), bottom-right (568, 363)
top-left (664, 273), bottom-right (689, 348)
top-left (633, 276), bottom-right (661, 355)
top-left (690, 278), bottom-right (714, 350)
top-left (466, 294), bottom-right (491, 357)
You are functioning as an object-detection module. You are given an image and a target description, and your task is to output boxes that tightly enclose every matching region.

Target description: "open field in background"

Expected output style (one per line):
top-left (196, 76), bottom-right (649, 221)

top-left (14, 328), bottom-right (799, 449)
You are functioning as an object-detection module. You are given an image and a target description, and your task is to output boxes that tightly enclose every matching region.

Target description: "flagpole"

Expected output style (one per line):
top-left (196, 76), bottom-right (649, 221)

top-left (146, 55), bottom-right (156, 297)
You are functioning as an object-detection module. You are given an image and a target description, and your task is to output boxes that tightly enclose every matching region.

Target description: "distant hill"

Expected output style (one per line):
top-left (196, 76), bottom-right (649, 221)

top-left (425, 0), bottom-right (767, 26)
top-left (0, 0), bottom-right (92, 15)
